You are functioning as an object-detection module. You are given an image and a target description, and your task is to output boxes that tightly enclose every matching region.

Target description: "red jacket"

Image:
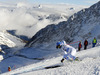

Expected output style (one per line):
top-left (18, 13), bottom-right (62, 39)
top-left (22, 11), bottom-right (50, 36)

top-left (8, 67), bottom-right (11, 71)
top-left (79, 43), bottom-right (82, 48)
top-left (84, 40), bottom-right (88, 46)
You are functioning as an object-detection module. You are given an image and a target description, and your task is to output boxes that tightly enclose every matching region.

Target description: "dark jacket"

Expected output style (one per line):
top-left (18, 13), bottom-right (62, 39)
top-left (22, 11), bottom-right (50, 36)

top-left (79, 42), bottom-right (82, 48)
top-left (84, 40), bottom-right (88, 46)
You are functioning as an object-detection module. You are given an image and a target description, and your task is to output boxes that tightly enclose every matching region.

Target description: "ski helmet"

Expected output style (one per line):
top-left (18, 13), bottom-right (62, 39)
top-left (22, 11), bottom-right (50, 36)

top-left (56, 41), bottom-right (62, 49)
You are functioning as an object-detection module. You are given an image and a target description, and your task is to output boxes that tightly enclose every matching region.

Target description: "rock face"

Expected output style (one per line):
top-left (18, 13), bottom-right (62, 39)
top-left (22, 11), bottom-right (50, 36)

top-left (26, 1), bottom-right (100, 47)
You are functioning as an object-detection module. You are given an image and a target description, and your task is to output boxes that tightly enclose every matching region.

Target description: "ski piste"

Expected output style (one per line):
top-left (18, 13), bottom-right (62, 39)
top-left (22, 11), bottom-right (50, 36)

top-left (0, 63), bottom-right (63, 74)
top-left (10, 60), bottom-right (79, 75)
top-left (1, 63), bottom-right (63, 75)
top-left (5, 59), bottom-right (80, 75)
top-left (1, 56), bottom-right (97, 75)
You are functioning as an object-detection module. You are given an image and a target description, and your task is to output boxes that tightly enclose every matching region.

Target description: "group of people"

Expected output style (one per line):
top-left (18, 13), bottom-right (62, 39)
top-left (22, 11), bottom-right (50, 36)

top-left (56, 37), bottom-right (97, 63)
top-left (78, 37), bottom-right (97, 51)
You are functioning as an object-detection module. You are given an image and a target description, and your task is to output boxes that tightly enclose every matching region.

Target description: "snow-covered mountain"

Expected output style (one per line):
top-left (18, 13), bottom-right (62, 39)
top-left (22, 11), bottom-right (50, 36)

top-left (0, 1), bottom-right (87, 73)
top-left (0, 32), bottom-right (15, 48)
top-left (26, 1), bottom-right (100, 48)
top-left (0, 2), bottom-right (100, 75)
top-left (0, 2), bottom-right (86, 49)
top-left (0, 2), bottom-right (86, 40)
top-left (0, 31), bottom-right (25, 49)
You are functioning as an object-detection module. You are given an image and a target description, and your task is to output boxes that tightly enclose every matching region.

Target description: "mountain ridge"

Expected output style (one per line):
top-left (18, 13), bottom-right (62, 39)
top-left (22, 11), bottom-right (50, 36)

top-left (26, 1), bottom-right (100, 48)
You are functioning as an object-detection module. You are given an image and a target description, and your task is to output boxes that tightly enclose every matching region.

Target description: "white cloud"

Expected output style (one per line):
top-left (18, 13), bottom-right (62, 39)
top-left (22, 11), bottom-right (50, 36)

top-left (85, 0), bottom-right (99, 4)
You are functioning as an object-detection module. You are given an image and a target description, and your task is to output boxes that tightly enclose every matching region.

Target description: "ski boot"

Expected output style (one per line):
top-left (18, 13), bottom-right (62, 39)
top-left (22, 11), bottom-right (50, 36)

top-left (61, 58), bottom-right (64, 63)
top-left (75, 57), bottom-right (80, 61)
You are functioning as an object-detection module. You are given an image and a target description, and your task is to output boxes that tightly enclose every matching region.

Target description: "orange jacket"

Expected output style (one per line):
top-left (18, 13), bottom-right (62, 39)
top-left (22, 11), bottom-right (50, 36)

top-left (8, 67), bottom-right (11, 71)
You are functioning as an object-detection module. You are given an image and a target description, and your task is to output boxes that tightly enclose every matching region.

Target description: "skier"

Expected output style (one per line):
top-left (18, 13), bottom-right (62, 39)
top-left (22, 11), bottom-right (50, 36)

top-left (56, 40), bottom-right (77, 63)
top-left (84, 39), bottom-right (88, 50)
top-left (78, 41), bottom-right (82, 51)
top-left (8, 66), bottom-right (11, 71)
top-left (92, 37), bottom-right (97, 47)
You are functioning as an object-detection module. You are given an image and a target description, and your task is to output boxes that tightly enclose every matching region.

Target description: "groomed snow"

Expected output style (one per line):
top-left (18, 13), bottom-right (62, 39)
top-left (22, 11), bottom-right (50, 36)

top-left (1, 45), bottom-right (100, 75)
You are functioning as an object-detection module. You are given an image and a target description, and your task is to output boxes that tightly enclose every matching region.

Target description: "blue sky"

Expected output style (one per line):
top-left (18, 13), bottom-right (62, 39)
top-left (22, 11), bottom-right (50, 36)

top-left (29, 0), bottom-right (99, 6)
top-left (0, 0), bottom-right (99, 6)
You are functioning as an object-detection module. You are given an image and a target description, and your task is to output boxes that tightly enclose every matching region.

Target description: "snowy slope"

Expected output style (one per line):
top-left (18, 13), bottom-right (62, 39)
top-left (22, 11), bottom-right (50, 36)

top-left (26, 1), bottom-right (100, 48)
top-left (0, 32), bottom-right (15, 47)
top-left (1, 45), bottom-right (100, 75)
top-left (0, 31), bottom-right (25, 49)
top-left (3, 31), bottom-right (25, 47)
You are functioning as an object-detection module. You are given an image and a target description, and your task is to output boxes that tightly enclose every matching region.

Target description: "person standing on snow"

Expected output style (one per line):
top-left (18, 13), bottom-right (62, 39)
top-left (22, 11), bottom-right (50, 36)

top-left (84, 39), bottom-right (88, 50)
top-left (78, 41), bottom-right (82, 51)
top-left (92, 37), bottom-right (97, 47)
top-left (56, 40), bottom-right (77, 63)
top-left (8, 66), bottom-right (11, 71)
